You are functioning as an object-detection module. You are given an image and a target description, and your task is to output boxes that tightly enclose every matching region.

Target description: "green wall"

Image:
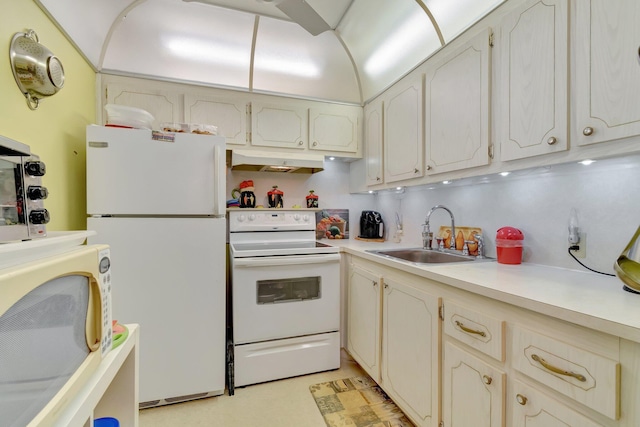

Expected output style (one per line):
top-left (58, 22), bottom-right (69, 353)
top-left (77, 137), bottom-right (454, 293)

top-left (0, 1), bottom-right (96, 232)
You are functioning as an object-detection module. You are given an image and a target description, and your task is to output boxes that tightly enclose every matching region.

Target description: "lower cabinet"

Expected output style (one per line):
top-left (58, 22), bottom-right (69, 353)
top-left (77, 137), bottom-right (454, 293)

top-left (382, 275), bottom-right (440, 427)
top-left (347, 263), bottom-right (382, 383)
top-left (346, 254), bottom-right (640, 427)
top-left (347, 258), bottom-right (439, 427)
top-left (443, 342), bottom-right (505, 427)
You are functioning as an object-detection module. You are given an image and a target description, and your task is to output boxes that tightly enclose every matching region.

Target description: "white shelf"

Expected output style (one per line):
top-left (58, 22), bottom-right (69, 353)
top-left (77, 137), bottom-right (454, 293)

top-left (52, 324), bottom-right (139, 427)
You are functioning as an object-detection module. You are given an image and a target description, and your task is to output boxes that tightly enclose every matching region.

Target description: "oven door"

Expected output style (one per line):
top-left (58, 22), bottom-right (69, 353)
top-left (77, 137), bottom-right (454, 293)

top-left (232, 253), bottom-right (340, 344)
top-left (0, 156), bottom-right (28, 242)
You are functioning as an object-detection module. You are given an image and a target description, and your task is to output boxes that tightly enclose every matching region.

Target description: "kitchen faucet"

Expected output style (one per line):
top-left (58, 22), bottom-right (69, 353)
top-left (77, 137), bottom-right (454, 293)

top-left (423, 205), bottom-right (456, 250)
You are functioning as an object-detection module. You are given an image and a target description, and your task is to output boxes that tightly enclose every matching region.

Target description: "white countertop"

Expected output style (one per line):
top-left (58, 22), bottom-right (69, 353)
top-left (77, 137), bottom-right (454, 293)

top-left (327, 238), bottom-right (640, 343)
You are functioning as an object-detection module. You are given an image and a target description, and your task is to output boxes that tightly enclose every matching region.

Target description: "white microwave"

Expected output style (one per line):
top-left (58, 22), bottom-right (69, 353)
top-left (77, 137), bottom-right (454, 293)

top-left (0, 244), bottom-right (112, 427)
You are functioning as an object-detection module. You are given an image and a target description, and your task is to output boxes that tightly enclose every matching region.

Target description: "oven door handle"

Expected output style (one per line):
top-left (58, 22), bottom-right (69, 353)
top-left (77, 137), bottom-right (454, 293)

top-left (233, 253), bottom-right (340, 267)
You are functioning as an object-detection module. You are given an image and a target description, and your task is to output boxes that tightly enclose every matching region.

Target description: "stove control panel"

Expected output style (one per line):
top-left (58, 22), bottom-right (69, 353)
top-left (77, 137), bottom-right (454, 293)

top-left (229, 210), bottom-right (315, 232)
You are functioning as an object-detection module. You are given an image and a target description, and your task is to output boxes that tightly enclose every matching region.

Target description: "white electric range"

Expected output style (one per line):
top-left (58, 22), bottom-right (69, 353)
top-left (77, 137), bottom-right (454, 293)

top-left (228, 210), bottom-right (340, 390)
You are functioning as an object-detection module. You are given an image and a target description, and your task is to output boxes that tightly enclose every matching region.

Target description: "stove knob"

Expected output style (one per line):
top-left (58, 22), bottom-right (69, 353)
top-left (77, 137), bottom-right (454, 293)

top-left (293, 214), bottom-right (301, 221)
top-left (249, 214), bottom-right (256, 221)
top-left (237, 214), bottom-right (246, 222)
top-left (29, 209), bottom-right (50, 225)
top-left (303, 214), bottom-right (310, 222)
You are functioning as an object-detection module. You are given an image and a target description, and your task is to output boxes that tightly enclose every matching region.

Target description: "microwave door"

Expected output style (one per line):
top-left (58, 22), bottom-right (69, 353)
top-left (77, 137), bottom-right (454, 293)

top-left (86, 126), bottom-right (226, 217)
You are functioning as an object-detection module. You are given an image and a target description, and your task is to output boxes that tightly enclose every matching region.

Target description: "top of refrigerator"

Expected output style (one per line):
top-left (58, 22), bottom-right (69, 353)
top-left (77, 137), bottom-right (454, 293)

top-left (86, 125), bottom-right (226, 217)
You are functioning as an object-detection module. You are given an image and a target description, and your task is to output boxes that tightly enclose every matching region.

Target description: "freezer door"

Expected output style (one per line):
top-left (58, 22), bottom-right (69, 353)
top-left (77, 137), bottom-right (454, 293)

top-left (87, 216), bottom-right (226, 402)
top-left (86, 126), bottom-right (226, 216)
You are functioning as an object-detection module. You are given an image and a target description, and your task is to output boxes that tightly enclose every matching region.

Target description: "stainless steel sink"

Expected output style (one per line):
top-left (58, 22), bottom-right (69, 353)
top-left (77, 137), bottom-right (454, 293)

top-left (367, 248), bottom-right (494, 264)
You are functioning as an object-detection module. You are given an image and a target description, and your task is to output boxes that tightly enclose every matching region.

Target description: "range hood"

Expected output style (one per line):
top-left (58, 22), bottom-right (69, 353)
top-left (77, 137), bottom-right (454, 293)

top-left (231, 149), bottom-right (325, 173)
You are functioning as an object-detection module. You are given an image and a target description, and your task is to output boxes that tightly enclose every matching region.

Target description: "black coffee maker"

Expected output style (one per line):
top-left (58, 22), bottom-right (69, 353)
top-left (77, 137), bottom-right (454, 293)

top-left (359, 211), bottom-right (384, 239)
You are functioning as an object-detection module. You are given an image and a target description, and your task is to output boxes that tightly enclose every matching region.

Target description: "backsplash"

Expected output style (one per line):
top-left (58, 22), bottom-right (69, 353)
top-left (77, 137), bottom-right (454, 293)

top-left (373, 155), bottom-right (640, 274)
top-left (228, 154), bottom-right (640, 274)
top-left (226, 159), bottom-right (373, 230)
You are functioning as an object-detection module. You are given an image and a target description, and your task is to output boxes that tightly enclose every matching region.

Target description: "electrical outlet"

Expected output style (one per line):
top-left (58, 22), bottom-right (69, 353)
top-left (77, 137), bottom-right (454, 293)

top-left (571, 233), bottom-right (586, 258)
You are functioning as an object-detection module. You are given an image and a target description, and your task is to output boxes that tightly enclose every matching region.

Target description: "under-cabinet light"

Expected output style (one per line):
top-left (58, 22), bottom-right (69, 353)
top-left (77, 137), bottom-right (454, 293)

top-left (442, 180), bottom-right (451, 185)
top-left (500, 171), bottom-right (510, 176)
top-left (579, 159), bottom-right (596, 166)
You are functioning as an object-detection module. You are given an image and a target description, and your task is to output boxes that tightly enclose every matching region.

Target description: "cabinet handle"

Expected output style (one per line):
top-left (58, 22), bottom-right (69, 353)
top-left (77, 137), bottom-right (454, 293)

top-left (376, 177), bottom-right (381, 181)
top-left (530, 354), bottom-right (587, 382)
top-left (455, 320), bottom-right (486, 337)
top-left (313, 141), bottom-right (318, 146)
top-left (516, 394), bottom-right (528, 405)
top-left (482, 375), bottom-right (492, 385)
top-left (583, 127), bottom-right (594, 136)
top-left (373, 281), bottom-right (378, 287)
top-left (414, 168), bottom-right (419, 173)
top-left (547, 136), bottom-right (557, 145)
top-left (384, 283), bottom-right (389, 289)
top-left (298, 141), bottom-right (304, 145)
top-left (425, 165), bottom-right (432, 171)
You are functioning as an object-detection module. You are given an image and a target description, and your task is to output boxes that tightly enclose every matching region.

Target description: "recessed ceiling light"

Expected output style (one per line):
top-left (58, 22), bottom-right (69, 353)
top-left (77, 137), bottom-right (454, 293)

top-left (396, 187), bottom-right (402, 190)
top-left (329, 157), bottom-right (335, 161)
top-left (579, 159), bottom-right (595, 165)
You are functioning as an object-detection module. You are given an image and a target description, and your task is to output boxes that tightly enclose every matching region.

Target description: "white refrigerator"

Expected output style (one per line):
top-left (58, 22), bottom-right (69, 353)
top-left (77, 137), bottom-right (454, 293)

top-left (85, 125), bottom-right (226, 405)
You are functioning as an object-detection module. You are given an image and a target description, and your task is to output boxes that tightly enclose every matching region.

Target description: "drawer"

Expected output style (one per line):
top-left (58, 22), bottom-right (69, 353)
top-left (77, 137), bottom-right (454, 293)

top-left (443, 300), bottom-right (505, 362)
top-left (511, 325), bottom-right (620, 420)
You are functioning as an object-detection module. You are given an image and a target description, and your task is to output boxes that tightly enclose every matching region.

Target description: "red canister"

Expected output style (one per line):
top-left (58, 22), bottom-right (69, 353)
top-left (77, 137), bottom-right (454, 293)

top-left (306, 190), bottom-right (319, 208)
top-left (496, 227), bottom-right (524, 264)
top-left (267, 186), bottom-right (284, 208)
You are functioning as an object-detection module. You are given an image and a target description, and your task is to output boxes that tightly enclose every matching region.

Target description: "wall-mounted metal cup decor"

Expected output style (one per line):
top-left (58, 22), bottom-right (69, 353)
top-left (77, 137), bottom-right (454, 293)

top-left (10, 29), bottom-right (65, 110)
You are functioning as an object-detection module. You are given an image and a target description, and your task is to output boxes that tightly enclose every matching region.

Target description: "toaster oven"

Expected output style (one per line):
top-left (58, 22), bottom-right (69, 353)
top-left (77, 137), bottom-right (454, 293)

top-left (0, 136), bottom-right (49, 243)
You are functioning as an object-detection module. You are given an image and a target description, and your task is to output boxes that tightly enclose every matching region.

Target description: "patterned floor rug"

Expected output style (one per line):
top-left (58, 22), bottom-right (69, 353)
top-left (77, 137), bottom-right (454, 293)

top-left (309, 376), bottom-right (415, 427)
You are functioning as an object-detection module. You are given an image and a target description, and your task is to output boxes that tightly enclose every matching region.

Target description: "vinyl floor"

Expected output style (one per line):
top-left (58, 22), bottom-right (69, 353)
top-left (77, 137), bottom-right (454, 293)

top-left (138, 350), bottom-right (366, 427)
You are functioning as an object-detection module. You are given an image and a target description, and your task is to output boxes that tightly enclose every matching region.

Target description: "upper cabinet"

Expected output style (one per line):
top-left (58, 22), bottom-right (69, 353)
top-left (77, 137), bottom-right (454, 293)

top-left (250, 102), bottom-right (308, 149)
top-left (101, 75), bottom-right (362, 158)
top-left (364, 100), bottom-right (384, 186)
top-left (499, 0), bottom-right (568, 161)
top-left (184, 94), bottom-right (248, 146)
top-left (309, 106), bottom-right (360, 153)
top-left (575, 0), bottom-right (640, 146)
top-left (383, 76), bottom-right (424, 183)
top-left (424, 28), bottom-right (492, 174)
top-left (106, 83), bottom-right (182, 130)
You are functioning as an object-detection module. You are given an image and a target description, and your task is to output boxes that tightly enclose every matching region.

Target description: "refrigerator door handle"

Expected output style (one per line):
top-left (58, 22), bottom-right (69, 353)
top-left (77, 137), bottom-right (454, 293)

top-left (214, 144), bottom-right (225, 217)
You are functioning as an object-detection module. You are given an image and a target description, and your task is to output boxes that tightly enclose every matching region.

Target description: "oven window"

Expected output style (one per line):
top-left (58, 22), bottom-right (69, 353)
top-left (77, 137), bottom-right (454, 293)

top-left (256, 277), bottom-right (320, 304)
top-left (0, 159), bottom-right (24, 226)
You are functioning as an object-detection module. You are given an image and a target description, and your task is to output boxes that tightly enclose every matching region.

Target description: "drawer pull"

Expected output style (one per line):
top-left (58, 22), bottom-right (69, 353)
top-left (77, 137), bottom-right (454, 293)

top-left (455, 320), bottom-right (486, 337)
top-left (531, 354), bottom-right (587, 382)
top-left (482, 375), bottom-right (492, 385)
top-left (516, 394), bottom-right (528, 405)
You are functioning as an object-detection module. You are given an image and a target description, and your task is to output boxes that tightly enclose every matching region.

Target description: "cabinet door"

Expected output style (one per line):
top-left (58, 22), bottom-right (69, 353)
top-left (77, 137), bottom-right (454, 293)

top-left (500, 0), bottom-right (568, 161)
top-left (309, 106), bottom-right (360, 154)
top-left (347, 264), bottom-right (382, 383)
top-left (184, 94), bottom-right (247, 146)
top-left (250, 102), bottom-right (308, 149)
top-left (511, 380), bottom-right (602, 427)
top-left (424, 28), bottom-right (491, 174)
top-left (383, 77), bottom-right (424, 183)
top-left (382, 276), bottom-right (439, 427)
top-left (364, 101), bottom-right (384, 186)
top-left (443, 342), bottom-right (505, 427)
top-left (575, 0), bottom-right (640, 146)
top-left (106, 83), bottom-right (182, 130)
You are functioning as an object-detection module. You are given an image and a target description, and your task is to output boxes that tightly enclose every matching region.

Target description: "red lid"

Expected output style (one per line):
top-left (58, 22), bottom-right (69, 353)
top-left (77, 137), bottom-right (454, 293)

top-left (268, 185), bottom-right (283, 196)
top-left (306, 190), bottom-right (318, 200)
top-left (496, 226), bottom-right (524, 240)
top-left (239, 180), bottom-right (254, 189)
